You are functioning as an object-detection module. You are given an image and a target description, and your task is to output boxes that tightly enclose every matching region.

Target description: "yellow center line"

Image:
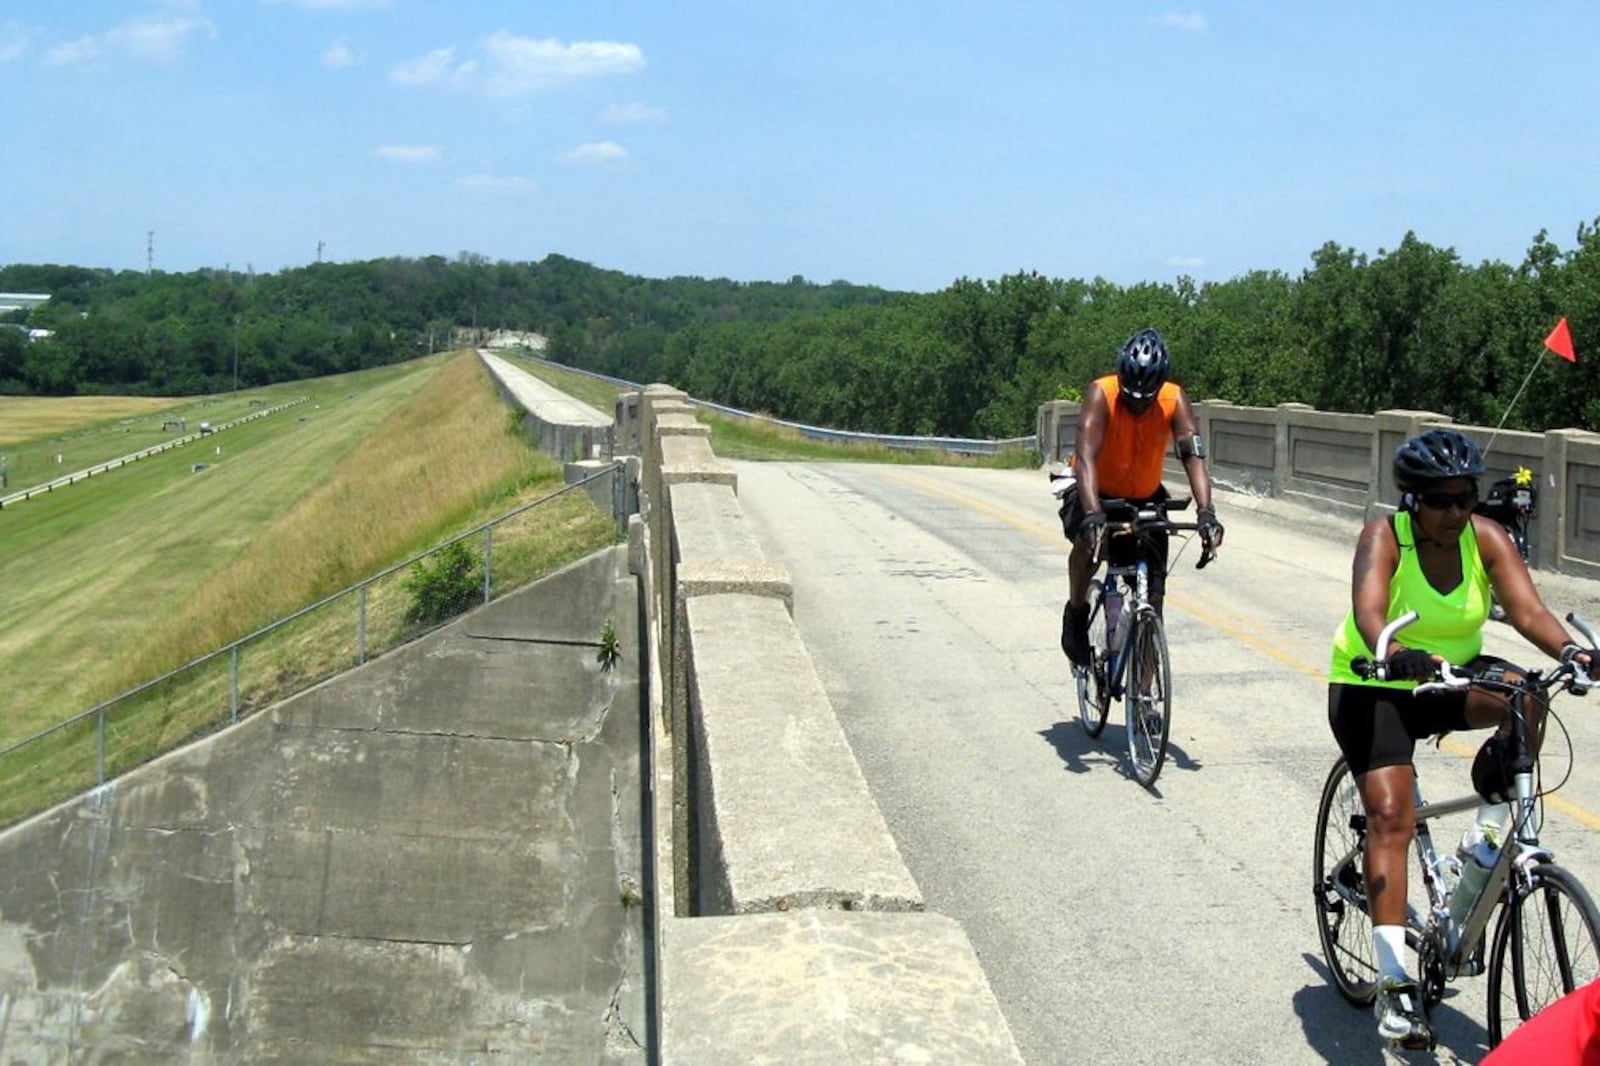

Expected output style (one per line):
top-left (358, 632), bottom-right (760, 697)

top-left (879, 466), bottom-right (1600, 831)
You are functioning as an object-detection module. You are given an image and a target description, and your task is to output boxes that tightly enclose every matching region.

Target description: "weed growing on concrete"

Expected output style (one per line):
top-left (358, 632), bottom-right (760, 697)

top-left (597, 617), bottom-right (621, 671)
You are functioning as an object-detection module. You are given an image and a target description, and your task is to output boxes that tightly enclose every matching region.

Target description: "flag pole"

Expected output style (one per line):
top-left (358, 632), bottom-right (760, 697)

top-left (1482, 349), bottom-right (1547, 459)
top-left (1483, 317), bottom-right (1575, 459)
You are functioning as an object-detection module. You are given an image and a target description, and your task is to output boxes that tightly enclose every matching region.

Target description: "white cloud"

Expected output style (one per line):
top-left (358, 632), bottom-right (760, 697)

top-left (455, 175), bottom-right (536, 192)
top-left (601, 102), bottom-right (666, 124)
top-left (0, 23), bottom-right (28, 65)
top-left (390, 46), bottom-right (464, 86)
top-left (561, 141), bottom-right (628, 166)
top-left (1167, 255), bottom-right (1206, 268)
top-left (43, 15), bottom-right (214, 67)
top-left (321, 39), bottom-right (355, 69)
top-left (1151, 12), bottom-right (1208, 32)
top-left (376, 144), bottom-right (439, 163)
top-left (393, 33), bottom-right (644, 97)
top-left (481, 33), bottom-right (644, 96)
top-left (266, 0), bottom-right (391, 10)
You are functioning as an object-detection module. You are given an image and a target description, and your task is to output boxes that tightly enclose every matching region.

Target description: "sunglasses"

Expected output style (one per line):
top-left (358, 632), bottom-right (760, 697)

top-left (1416, 489), bottom-right (1478, 512)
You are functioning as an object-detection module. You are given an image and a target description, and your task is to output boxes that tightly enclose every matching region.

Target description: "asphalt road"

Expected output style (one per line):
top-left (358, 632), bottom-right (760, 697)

top-left (730, 459), bottom-right (1600, 1066)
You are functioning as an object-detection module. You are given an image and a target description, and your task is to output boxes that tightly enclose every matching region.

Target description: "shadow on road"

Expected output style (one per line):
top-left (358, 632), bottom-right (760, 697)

top-left (1294, 952), bottom-right (1489, 1064)
top-left (1038, 719), bottom-right (1205, 790)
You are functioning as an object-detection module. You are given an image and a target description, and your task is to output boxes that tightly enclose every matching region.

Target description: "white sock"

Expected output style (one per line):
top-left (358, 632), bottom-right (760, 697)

top-left (1373, 925), bottom-right (1408, 982)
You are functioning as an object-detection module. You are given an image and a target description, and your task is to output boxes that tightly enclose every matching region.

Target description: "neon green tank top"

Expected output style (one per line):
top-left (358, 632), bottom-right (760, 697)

top-left (1328, 511), bottom-right (1491, 688)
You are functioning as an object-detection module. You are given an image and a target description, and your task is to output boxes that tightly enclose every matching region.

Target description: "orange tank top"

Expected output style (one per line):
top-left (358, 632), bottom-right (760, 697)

top-left (1078, 375), bottom-right (1180, 498)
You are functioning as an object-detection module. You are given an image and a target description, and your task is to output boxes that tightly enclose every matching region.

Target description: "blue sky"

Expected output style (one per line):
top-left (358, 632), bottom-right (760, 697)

top-left (6, 2), bottom-right (1600, 293)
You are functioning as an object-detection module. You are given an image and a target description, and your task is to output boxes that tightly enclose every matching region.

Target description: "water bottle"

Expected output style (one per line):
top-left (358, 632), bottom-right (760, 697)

top-left (1104, 583), bottom-right (1125, 653)
top-left (1430, 850), bottom-right (1462, 901)
top-left (1448, 824), bottom-right (1501, 930)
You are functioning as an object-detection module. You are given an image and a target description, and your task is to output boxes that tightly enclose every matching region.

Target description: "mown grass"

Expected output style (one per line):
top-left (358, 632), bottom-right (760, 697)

top-left (0, 351), bottom-right (619, 826)
top-left (0, 395), bottom-right (180, 445)
top-left (0, 389), bottom-right (313, 491)
top-left (506, 353), bottom-right (1039, 468)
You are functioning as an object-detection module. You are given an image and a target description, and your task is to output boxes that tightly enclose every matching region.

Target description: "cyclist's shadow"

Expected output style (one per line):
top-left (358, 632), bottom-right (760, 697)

top-left (1037, 720), bottom-right (1103, 776)
top-left (1038, 720), bottom-right (1204, 781)
top-left (1294, 953), bottom-right (1489, 1064)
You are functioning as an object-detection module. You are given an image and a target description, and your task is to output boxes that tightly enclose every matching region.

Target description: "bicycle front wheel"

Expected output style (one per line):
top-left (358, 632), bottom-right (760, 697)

top-left (1125, 609), bottom-right (1171, 788)
top-left (1312, 757), bottom-right (1378, 1006)
top-left (1075, 580), bottom-right (1110, 738)
top-left (1486, 862), bottom-right (1600, 1047)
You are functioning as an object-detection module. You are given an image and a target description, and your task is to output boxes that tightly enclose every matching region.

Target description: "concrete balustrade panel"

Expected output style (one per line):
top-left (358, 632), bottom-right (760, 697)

top-left (1204, 402), bottom-right (1278, 495)
top-left (1561, 432), bottom-right (1600, 579)
top-left (659, 910), bottom-right (1024, 1066)
top-left (683, 592), bottom-right (922, 915)
top-left (1283, 410), bottom-right (1379, 512)
top-left (1037, 399), bottom-right (1080, 465)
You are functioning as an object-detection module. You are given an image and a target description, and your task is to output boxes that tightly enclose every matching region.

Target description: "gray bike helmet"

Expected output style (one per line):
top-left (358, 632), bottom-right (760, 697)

top-left (1116, 328), bottom-right (1171, 407)
top-left (1392, 428), bottom-right (1486, 489)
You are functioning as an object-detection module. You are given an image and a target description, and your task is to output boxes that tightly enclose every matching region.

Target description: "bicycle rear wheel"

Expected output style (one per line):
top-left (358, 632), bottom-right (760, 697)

top-left (1125, 609), bottom-right (1171, 787)
top-left (1075, 580), bottom-right (1111, 737)
top-left (1486, 862), bottom-right (1600, 1047)
top-left (1313, 757), bottom-right (1379, 1005)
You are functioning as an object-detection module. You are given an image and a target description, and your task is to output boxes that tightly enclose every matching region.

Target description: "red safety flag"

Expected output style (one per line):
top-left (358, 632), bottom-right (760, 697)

top-left (1545, 316), bottom-right (1578, 362)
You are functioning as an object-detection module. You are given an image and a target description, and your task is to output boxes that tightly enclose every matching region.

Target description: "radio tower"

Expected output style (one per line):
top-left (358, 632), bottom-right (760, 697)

top-left (317, 240), bottom-right (325, 263)
top-left (146, 231), bottom-right (154, 274)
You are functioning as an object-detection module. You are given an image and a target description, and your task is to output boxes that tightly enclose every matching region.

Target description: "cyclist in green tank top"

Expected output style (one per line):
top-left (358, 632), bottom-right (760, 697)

top-left (1327, 428), bottom-right (1599, 1050)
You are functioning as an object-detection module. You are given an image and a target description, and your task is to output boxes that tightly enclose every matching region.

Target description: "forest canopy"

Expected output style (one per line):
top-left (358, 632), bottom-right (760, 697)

top-left (6, 221), bottom-right (1600, 438)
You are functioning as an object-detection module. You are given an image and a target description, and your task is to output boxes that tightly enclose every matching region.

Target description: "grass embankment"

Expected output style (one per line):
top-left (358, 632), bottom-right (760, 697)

top-left (0, 390), bottom-right (311, 491)
top-left (0, 351), bottom-right (617, 826)
top-left (506, 353), bottom-right (1038, 468)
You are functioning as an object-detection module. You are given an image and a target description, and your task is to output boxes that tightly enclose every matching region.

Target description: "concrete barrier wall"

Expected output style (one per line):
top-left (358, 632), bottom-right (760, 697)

top-left (634, 386), bottom-right (1025, 1064)
top-left (479, 350), bottom-right (615, 462)
top-left (1038, 397), bottom-right (1600, 579)
top-left (0, 551), bottom-right (649, 1062)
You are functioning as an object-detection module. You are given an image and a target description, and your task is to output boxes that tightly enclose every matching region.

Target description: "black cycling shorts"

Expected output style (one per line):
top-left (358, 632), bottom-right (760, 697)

top-left (1058, 484), bottom-right (1172, 596)
top-left (1325, 656), bottom-right (1505, 775)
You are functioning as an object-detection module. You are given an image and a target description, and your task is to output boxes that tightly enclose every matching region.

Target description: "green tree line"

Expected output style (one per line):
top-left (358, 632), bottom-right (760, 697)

top-left (7, 222), bottom-right (1600, 436)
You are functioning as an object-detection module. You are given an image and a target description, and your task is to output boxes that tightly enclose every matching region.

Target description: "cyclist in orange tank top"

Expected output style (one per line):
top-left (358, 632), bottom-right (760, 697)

top-left (1058, 328), bottom-right (1223, 666)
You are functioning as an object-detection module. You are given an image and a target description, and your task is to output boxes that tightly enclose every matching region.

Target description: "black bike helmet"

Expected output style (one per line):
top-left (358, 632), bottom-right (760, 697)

top-left (1392, 428), bottom-right (1487, 490)
top-left (1116, 328), bottom-right (1171, 407)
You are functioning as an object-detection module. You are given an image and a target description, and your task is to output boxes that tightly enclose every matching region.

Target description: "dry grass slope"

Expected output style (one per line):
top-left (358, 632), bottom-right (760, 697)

top-left (104, 352), bottom-right (562, 692)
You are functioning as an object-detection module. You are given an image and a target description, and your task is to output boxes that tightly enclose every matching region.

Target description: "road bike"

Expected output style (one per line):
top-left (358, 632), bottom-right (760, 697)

top-left (1312, 610), bottom-right (1600, 1050)
top-left (1073, 496), bottom-right (1207, 788)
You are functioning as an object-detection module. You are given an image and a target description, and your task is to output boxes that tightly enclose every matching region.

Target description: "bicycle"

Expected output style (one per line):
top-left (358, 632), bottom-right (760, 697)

top-left (1312, 609), bottom-right (1600, 1050)
top-left (1073, 495), bottom-right (1208, 787)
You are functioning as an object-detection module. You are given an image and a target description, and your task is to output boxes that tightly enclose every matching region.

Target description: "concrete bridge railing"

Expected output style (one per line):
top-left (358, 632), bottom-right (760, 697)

top-left (1039, 397), bottom-right (1600, 581)
top-left (620, 384), bottom-right (1025, 1063)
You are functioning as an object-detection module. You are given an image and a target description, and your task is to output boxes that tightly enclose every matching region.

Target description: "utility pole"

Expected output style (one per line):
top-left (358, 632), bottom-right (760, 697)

top-left (232, 315), bottom-right (240, 394)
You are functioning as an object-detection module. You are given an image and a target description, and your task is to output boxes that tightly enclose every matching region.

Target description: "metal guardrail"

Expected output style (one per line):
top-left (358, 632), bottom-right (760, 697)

top-left (0, 397), bottom-right (310, 509)
top-left (0, 461), bottom-right (628, 824)
top-left (539, 361), bottom-right (1039, 456)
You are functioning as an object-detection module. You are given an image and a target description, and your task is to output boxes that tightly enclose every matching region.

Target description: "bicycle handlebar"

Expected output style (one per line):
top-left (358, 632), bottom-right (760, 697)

top-left (1350, 609), bottom-right (1600, 693)
top-left (1093, 495), bottom-right (1217, 570)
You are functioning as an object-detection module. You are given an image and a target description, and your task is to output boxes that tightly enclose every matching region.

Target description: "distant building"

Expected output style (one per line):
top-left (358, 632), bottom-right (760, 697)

top-left (0, 293), bottom-right (50, 314)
